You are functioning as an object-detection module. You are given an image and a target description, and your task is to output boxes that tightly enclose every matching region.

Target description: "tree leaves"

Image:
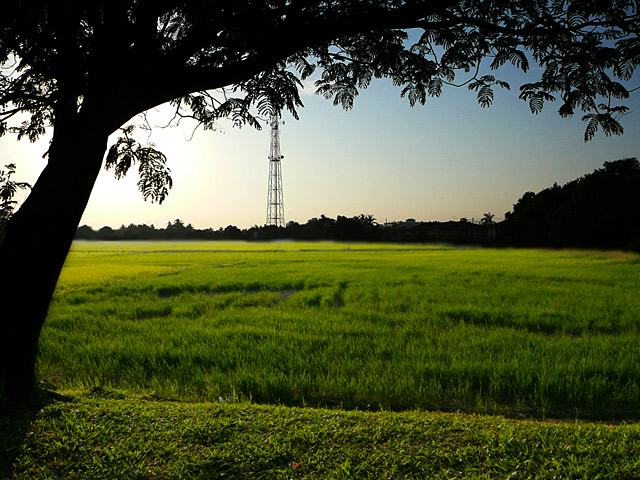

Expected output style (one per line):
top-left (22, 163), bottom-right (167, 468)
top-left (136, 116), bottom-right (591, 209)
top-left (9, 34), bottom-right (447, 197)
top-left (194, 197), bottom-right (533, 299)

top-left (315, 61), bottom-right (360, 110)
top-left (490, 48), bottom-right (530, 72)
top-left (171, 64), bottom-right (305, 134)
top-left (468, 75), bottom-right (510, 108)
top-left (244, 67), bottom-right (305, 120)
top-left (581, 112), bottom-right (625, 142)
top-left (105, 127), bottom-right (172, 204)
top-left (519, 85), bottom-right (556, 114)
top-left (477, 84), bottom-right (494, 108)
top-left (136, 147), bottom-right (173, 204)
top-left (2, 0), bottom-right (639, 162)
top-left (168, 0), bottom-right (638, 142)
top-left (0, 163), bottom-right (31, 239)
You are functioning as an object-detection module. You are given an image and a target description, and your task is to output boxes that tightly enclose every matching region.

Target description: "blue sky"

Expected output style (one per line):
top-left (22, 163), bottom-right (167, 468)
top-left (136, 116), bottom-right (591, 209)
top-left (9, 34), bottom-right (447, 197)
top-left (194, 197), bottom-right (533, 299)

top-left (2, 63), bottom-right (639, 230)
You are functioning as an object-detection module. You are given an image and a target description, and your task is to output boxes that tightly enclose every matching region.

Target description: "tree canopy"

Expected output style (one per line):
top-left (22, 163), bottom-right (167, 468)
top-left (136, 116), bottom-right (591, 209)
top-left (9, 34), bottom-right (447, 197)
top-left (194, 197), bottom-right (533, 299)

top-left (2, 1), bottom-right (639, 167)
top-left (502, 157), bottom-right (640, 249)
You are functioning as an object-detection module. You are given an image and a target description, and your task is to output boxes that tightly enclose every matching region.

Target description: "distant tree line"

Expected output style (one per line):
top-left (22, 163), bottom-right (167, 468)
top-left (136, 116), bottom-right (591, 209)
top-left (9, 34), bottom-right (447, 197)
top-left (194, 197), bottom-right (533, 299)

top-left (74, 158), bottom-right (640, 251)
top-left (75, 214), bottom-right (498, 244)
top-left (499, 158), bottom-right (640, 251)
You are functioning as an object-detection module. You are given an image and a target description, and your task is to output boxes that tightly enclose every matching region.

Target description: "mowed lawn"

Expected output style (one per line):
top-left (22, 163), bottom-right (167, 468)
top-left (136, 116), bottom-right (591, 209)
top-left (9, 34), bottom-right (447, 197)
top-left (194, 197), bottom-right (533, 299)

top-left (38, 241), bottom-right (640, 420)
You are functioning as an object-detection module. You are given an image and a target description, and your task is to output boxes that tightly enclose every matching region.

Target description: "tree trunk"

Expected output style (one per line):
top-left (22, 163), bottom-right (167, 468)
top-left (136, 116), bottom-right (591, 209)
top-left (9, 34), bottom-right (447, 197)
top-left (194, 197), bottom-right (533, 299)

top-left (0, 116), bottom-right (109, 407)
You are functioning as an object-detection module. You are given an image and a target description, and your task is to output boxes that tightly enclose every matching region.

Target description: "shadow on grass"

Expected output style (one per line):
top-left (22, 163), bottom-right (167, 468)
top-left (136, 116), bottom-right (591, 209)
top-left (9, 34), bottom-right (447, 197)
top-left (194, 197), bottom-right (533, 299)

top-left (0, 387), bottom-right (72, 478)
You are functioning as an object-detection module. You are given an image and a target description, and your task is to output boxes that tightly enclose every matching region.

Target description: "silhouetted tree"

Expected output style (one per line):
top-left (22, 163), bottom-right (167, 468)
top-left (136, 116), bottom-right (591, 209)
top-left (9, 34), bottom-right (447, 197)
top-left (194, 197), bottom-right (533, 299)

top-left (97, 226), bottom-right (116, 241)
top-left (302, 215), bottom-right (336, 240)
top-left (481, 212), bottom-right (495, 225)
top-left (502, 158), bottom-right (640, 250)
top-left (75, 225), bottom-right (96, 240)
top-left (336, 215), bottom-right (365, 240)
top-left (357, 214), bottom-right (376, 226)
top-left (223, 225), bottom-right (244, 240)
top-left (1, 0), bottom-right (639, 405)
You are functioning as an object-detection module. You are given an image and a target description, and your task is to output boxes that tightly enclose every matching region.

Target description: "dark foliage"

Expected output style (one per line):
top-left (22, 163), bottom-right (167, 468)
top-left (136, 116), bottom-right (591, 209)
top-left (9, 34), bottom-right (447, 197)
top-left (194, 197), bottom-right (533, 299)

top-left (75, 214), bottom-right (498, 245)
top-left (501, 158), bottom-right (640, 251)
top-left (0, 163), bottom-right (30, 240)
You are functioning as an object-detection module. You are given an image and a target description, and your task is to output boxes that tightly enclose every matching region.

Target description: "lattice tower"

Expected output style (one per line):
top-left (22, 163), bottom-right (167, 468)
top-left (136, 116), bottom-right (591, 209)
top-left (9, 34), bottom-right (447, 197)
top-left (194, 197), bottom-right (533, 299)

top-left (266, 114), bottom-right (285, 227)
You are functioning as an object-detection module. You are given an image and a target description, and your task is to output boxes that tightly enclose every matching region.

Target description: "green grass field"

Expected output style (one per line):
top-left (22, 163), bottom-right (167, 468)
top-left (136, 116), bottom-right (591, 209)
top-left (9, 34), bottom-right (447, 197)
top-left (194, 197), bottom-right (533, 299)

top-left (39, 241), bottom-right (640, 419)
top-left (3, 387), bottom-right (639, 479)
top-left (3, 241), bottom-right (640, 479)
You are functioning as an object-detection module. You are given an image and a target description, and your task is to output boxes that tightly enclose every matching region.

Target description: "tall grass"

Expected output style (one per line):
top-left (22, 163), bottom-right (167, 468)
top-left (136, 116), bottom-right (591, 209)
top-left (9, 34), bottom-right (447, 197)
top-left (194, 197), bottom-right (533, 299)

top-left (38, 241), bottom-right (640, 419)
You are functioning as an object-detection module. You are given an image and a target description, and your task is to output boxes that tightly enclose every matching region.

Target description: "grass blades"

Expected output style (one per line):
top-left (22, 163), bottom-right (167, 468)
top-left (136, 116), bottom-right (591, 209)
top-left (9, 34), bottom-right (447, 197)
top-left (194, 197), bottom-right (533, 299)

top-left (2, 387), bottom-right (640, 480)
top-left (37, 242), bottom-right (640, 420)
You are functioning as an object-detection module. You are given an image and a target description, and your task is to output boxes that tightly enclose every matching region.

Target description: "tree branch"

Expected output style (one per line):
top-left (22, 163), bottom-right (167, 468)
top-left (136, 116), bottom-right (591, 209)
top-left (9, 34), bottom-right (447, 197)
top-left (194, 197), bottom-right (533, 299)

top-left (123, 0), bottom-right (463, 118)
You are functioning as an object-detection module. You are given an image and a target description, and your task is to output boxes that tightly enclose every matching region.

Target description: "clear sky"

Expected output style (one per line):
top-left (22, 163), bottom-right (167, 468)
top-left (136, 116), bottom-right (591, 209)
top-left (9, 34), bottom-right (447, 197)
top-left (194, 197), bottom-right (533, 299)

top-left (2, 64), bottom-right (639, 230)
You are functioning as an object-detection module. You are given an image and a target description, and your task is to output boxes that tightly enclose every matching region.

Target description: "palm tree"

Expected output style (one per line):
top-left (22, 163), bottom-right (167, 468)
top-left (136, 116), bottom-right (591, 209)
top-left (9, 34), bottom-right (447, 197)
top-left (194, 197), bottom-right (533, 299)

top-left (481, 212), bottom-right (496, 225)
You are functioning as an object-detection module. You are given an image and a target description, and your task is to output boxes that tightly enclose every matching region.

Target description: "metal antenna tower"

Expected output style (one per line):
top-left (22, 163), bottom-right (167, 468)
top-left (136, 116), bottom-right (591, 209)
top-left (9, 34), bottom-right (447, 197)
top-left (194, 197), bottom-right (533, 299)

top-left (266, 114), bottom-right (285, 227)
